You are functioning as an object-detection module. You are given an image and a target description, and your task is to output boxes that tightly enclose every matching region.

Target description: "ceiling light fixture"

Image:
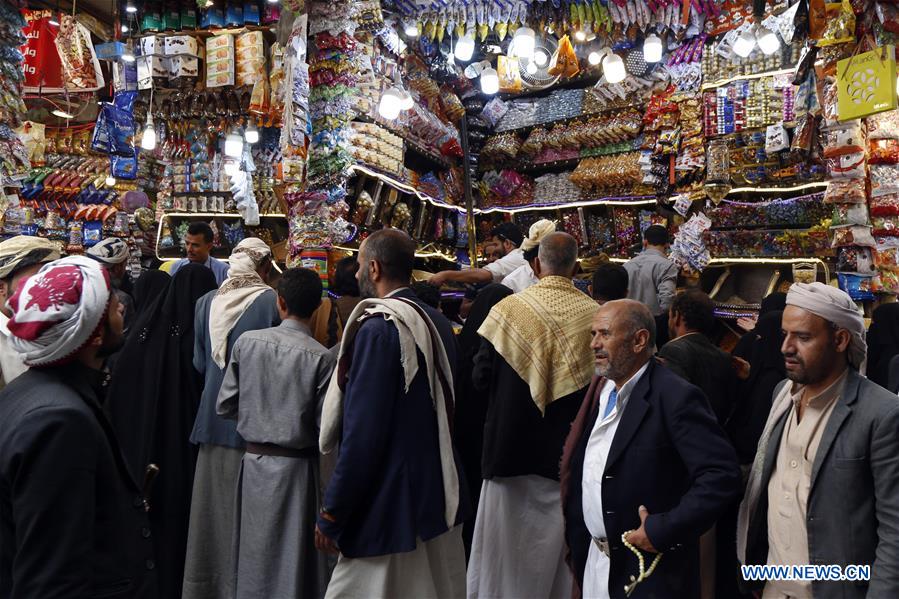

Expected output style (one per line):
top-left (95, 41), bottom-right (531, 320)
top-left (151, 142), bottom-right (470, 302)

top-left (588, 51), bottom-right (601, 66)
top-left (643, 34), bottom-right (662, 63)
top-left (244, 121), bottom-right (259, 144)
top-left (455, 31), bottom-right (476, 62)
top-left (141, 117), bottom-right (156, 151)
top-left (480, 66), bottom-right (499, 95)
top-left (574, 29), bottom-right (587, 42)
top-left (602, 52), bottom-right (626, 83)
top-left (378, 87), bottom-right (404, 120)
top-left (733, 28), bottom-right (756, 58)
top-left (125, 1), bottom-right (137, 13)
top-left (121, 23), bottom-right (129, 33)
top-left (511, 26), bottom-right (536, 59)
top-left (404, 22), bottom-right (419, 37)
top-left (534, 50), bottom-right (548, 67)
top-left (756, 27), bottom-right (781, 55)
top-left (224, 130), bottom-right (244, 158)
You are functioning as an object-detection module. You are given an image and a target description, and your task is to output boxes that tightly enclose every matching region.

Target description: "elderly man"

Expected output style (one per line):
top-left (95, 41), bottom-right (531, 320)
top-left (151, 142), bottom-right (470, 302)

top-left (183, 238), bottom-right (280, 599)
top-left (561, 299), bottom-right (740, 599)
top-left (0, 236), bottom-right (60, 387)
top-left (87, 237), bottom-right (136, 330)
top-left (0, 257), bottom-right (157, 597)
top-left (316, 229), bottom-right (468, 598)
top-left (738, 282), bottom-right (899, 599)
top-left (467, 232), bottom-right (598, 599)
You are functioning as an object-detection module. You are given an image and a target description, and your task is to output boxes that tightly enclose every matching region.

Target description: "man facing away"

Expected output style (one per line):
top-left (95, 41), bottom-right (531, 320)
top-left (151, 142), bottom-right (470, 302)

top-left (0, 257), bottom-right (157, 598)
top-left (589, 262), bottom-right (629, 305)
top-left (739, 282), bottom-right (899, 599)
top-left (501, 219), bottom-right (556, 293)
top-left (467, 232), bottom-right (599, 599)
top-left (561, 299), bottom-right (740, 598)
top-left (183, 238), bottom-right (280, 599)
top-left (315, 228), bottom-right (469, 598)
top-left (623, 224), bottom-right (677, 318)
top-left (86, 237), bottom-right (136, 330)
top-left (428, 221), bottom-right (525, 288)
top-left (169, 221), bottom-right (230, 286)
top-left (217, 267), bottom-right (335, 599)
top-left (0, 235), bottom-right (60, 388)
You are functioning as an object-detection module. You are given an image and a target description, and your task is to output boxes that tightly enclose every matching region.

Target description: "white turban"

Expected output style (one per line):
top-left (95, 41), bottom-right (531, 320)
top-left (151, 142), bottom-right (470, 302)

top-left (86, 237), bottom-right (130, 265)
top-left (209, 238), bottom-right (273, 368)
top-left (520, 219), bottom-right (557, 252)
top-left (7, 256), bottom-right (111, 366)
top-left (786, 282), bottom-right (867, 371)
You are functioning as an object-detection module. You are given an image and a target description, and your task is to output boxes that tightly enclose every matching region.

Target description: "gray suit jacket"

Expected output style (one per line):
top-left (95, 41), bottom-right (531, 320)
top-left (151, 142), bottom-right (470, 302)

top-left (744, 370), bottom-right (899, 598)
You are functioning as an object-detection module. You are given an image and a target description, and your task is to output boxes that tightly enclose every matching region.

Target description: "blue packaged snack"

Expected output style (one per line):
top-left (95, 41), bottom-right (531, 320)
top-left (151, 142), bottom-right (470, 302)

top-left (92, 104), bottom-right (136, 157)
top-left (243, 1), bottom-right (260, 24)
top-left (83, 221), bottom-right (104, 247)
top-left (112, 154), bottom-right (138, 179)
top-left (837, 273), bottom-right (876, 301)
top-left (113, 90), bottom-right (138, 113)
top-left (225, 1), bottom-right (243, 26)
top-left (201, 7), bottom-right (225, 28)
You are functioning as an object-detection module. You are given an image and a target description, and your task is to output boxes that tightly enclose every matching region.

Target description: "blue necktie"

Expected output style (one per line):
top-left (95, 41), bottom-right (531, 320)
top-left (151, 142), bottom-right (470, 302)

top-left (603, 389), bottom-right (619, 419)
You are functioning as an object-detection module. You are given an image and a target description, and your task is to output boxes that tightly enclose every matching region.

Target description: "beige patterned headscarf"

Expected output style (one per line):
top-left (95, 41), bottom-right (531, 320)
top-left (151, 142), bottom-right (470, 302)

top-left (209, 238), bottom-right (271, 368)
top-left (478, 276), bottom-right (598, 412)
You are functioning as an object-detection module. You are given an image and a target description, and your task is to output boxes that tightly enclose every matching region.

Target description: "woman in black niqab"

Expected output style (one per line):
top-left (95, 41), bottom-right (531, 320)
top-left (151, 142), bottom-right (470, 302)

top-left (132, 269), bottom-right (171, 318)
top-left (866, 303), bottom-right (899, 389)
top-left (106, 263), bottom-right (217, 599)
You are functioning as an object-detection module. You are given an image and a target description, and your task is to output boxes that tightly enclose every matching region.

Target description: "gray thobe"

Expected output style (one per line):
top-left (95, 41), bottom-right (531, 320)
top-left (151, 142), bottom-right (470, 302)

top-left (217, 319), bottom-right (336, 599)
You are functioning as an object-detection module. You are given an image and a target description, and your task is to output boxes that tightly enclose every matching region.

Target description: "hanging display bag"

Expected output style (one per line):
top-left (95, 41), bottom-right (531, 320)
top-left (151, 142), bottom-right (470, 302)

top-left (836, 41), bottom-right (897, 121)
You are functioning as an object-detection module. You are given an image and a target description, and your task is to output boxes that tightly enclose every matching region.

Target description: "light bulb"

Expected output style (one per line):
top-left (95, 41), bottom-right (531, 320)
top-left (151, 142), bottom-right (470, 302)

top-left (526, 61), bottom-right (538, 75)
top-left (404, 22), bottom-right (419, 37)
top-left (588, 51), bottom-right (602, 66)
top-left (574, 30), bottom-right (586, 42)
top-left (757, 27), bottom-right (780, 55)
top-left (455, 31), bottom-right (476, 62)
top-left (511, 27), bottom-right (536, 59)
top-left (266, 0), bottom-right (278, 3)
top-left (125, 2), bottom-right (137, 13)
top-left (378, 87), bottom-right (404, 120)
top-left (534, 50), bottom-right (548, 67)
top-left (643, 34), bottom-right (662, 63)
top-left (224, 131), bottom-right (244, 158)
top-left (602, 52), bottom-right (626, 84)
top-left (480, 67), bottom-right (499, 95)
top-left (398, 88), bottom-right (414, 110)
top-left (244, 122), bottom-right (259, 144)
top-left (141, 120), bottom-right (156, 150)
top-left (51, 109), bottom-right (75, 119)
top-left (105, 175), bottom-right (117, 186)
top-left (733, 29), bottom-right (756, 58)
top-left (121, 24), bottom-right (129, 33)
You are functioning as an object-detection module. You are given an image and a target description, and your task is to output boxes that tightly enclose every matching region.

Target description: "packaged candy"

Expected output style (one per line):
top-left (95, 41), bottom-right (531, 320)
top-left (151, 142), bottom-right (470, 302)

top-left (832, 225), bottom-right (877, 247)
top-left (824, 178), bottom-right (867, 203)
top-left (837, 246), bottom-right (876, 273)
top-left (869, 138), bottom-right (899, 164)
top-left (875, 244), bottom-right (899, 269)
top-left (871, 192), bottom-right (899, 216)
top-left (827, 152), bottom-right (866, 179)
top-left (766, 123), bottom-right (790, 153)
top-left (66, 220), bottom-right (84, 253)
top-left (480, 97), bottom-right (509, 128)
top-left (873, 216), bottom-right (899, 236)
top-left (82, 221), bottom-right (103, 247)
top-left (872, 164), bottom-right (899, 197)
top-left (823, 121), bottom-right (865, 158)
top-left (832, 203), bottom-right (870, 226)
top-left (868, 110), bottom-right (899, 139)
top-left (837, 272), bottom-right (876, 301)
top-left (878, 269), bottom-right (899, 293)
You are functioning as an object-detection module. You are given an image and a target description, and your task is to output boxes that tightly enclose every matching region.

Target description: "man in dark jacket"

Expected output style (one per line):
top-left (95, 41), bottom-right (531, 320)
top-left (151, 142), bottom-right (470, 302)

top-left (561, 299), bottom-right (740, 599)
top-left (315, 229), bottom-right (469, 598)
top-left (0, 256), bottom-right (157, 598)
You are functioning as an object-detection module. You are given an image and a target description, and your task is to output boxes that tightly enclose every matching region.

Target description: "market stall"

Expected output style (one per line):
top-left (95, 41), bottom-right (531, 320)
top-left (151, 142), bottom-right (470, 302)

top-left (2, 0), bottom-right (897, 317)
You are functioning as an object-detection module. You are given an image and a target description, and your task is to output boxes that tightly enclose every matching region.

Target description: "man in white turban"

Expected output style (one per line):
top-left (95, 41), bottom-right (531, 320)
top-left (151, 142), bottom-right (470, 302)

top-left (501, 219), bottom-right (557, 293)
top-left (738, 282), bottom-right (899, 599)
top-left (87, 237), bottom-right (135, 330)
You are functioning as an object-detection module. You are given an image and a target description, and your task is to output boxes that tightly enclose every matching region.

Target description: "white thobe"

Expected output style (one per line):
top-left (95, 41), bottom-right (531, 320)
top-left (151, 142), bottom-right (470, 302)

top-left (501, 263), bottom-right (539, 293)
top-left (581, 362), bottom-right (650, 599)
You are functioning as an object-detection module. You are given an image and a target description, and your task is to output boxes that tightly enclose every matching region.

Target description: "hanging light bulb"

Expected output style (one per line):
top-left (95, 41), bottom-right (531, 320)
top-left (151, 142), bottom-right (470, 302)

top-left (121, 23), bottom-right (129, 33)
top-left (480, 67), bottom-right (499, 94)
top-left (534, 50), bottom-right (548, 67)
top-left (51, 108), bottom-right (75, 119)
top-left (224, 130), bottom-right (244, 158)
top-left (733, 29), bottom-right (756, 58)
top-left (105, 175), bottom-right (117, 187)
top-left (602, 52), bottom-right (626, 83)
top-left (398, 88), bottom-right (414, 110)
top-left (526, 61), bottom-right (538, 75)
top-left (756, 27), bottom-right (781, 55)
top-left (574, 29), bottom-right (587, 42)
top-left (643, 34), bottom-right (663, 63)
top-left (511, 26), bottom-right (536, 59)
top-left (125, 1), bottom-right (137, 13)
top-left (244, 121), bottom-right (259, 144)
top-left (455, 31), bottom-right (476, 62)
top-left (588, 51), bottom-right (602, 66)
top-left (378, 87), bottom-right (404, 120)
top-left (404, 22), bottom-right (419, 37)
top-left (141, 117), bottom-right (156, 151)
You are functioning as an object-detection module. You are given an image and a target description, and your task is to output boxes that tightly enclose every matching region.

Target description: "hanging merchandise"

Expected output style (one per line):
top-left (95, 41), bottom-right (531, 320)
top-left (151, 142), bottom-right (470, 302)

top-left (837, 45), bottom-right (897, 121)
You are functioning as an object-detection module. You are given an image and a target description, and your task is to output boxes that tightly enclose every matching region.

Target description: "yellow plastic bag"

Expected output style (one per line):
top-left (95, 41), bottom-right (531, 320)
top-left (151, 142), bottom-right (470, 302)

top-left (548, 35), bottom-right (580, 78)
top-left (497, 55), bottom-right (522, 92)
top-left (818, 0), bottom-right (856, 47)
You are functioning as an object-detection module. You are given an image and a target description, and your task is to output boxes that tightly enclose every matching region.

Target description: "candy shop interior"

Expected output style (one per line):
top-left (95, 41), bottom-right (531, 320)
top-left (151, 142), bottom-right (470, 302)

top-left (3, 0), bottom-right (899, 332)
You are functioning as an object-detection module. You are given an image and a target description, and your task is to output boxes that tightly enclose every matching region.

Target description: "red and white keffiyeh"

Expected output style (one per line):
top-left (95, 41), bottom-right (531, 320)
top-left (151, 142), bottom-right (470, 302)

top-left (7, 256), bottom-right (111, 366)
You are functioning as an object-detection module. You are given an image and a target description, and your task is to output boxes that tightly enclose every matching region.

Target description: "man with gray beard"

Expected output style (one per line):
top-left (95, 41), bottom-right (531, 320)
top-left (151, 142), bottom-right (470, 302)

top-left (560, 300), bottom-right (740, 598)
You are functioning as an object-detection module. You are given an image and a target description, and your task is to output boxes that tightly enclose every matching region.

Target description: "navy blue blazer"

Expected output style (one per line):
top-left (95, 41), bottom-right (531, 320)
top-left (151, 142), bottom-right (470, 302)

top-left (561, 359), bottom-right (741, 598)
top-left (317, 288), bottom-right (470, 558)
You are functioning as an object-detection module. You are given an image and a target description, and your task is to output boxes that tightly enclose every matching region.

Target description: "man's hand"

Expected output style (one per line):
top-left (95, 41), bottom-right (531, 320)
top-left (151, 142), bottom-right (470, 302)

top-left (732, 356), bottom-right (751, 381)
top-left (624, 505), bottom-right (659, 553)
top-left (428, 271), bottom-right (451, 287)
top-left (737, 315), bottom-right (758, 333)
top-left (315, 524), bottom-right (339, 555)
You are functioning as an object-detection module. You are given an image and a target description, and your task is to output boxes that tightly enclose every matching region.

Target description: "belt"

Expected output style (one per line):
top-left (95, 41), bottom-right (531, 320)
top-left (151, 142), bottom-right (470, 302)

top-left (593, 537), bottom-right (610, 557)
top-left (245, 442), bottom-right (317, 459)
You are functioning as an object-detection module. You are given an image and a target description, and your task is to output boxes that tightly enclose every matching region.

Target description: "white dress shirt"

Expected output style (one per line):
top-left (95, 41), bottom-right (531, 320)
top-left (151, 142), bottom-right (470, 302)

top-left (581, 361), bottom-right (650, 599)
top-left (484, 249), bottom-right (527, 282)
top-left (501, 263), bottom-right (539, 293)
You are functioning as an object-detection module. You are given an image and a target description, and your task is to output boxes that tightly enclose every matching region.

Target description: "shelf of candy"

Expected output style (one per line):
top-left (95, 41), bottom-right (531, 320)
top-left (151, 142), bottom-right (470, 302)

top-left (703, 74), bottom-right (796, 139)
top-left (704, 226), bottom-right (833, 258)
top-left (135, 0), bottom-right (279, 33)
top-left (519, 109), bottom-right (644, 165)
top-left (493, 88), bottom-right (585, 133)
top-left (0, 3), bottom-right (27, 187)
top-left (348, 121), bottom-right (404, 179)
top-left (570, 153), bottom-right (644, 195)
top-left (707, 193), bottom-right (831, 230)
top-left (701, 31), bottom-right (801, 87)
top-left (533, 172), bottom-right (586, 205)
top-left (478, 169), bottom-right (535, 209)
top-left (864, 110), bottom-right (899, 295)
top-left (639, 87), bottom-right (681, 194)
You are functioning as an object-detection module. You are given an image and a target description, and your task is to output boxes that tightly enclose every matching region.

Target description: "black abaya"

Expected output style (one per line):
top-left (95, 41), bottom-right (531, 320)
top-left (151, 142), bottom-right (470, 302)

top-left (132, 269), bottom-right (171, 317)
top-left (866, 303), bottom-right (899, 389)
top-left (106, 264), bottom-right (217, 599)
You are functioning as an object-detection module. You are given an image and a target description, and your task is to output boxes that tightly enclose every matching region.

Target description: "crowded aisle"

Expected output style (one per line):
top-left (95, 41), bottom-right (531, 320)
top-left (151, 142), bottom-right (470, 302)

top-left (0, 0), bottom-right (898, 597)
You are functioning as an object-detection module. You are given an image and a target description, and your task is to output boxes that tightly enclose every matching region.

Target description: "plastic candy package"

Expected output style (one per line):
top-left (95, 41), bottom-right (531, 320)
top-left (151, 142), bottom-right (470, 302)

top-left (869, 138), bottom-right (899, 164)
top-left (837, 272), bottom-right (876, 301)
top-left (824, 178), bottom-right (867, 203)
top-left (480, 98), bottom-right (509, 128)
top-left (548, 35), bottom-right (579, 78)
top-left (827, 152), bottom-right (866, 179)
top-left (872, 164), bottom-right (899, 197)
top-left (832, 203), bottom-right (870, 226)
top-left (831, 224), bottom-right (876, 247)
top-left (823, 122), bottom-right (865, 158)
top-left (873, 215), bottom-right (899, 236)
top-left (868, 110), bottom-right (899, 139)
top-left (871, 192), bottom-right (899, 216)
top-left (875, 244), bottom-right (899, 269)
top-left (837, 246), bottom-right (876, 273)
top-left (766, 123), bottom-right (789, 153)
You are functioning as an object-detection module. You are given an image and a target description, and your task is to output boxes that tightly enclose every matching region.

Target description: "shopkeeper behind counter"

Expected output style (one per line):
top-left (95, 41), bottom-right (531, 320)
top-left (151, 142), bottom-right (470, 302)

top-left (428, 222), bottom-right (525, 288)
